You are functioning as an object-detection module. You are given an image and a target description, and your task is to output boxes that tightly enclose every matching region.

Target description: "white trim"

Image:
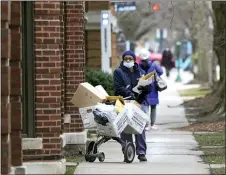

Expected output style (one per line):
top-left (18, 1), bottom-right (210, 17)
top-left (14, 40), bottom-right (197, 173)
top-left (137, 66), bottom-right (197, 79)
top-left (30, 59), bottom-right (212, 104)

top-left (22, 138), bottom-right (42, 150)
top-left (64, 114), bottom-right (71, 124)
top-left (11, 166), bottom-right (26, 175)
top-left (60, 130), bottom-right (87, 146)
top-left (23, 159), bottom-right (66, 174)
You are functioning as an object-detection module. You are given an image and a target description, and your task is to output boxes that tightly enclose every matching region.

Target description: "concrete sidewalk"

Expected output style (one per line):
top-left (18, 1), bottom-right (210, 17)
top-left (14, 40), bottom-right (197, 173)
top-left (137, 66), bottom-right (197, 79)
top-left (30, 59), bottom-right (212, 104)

top-left (74, 79), bottom-right (210, 174)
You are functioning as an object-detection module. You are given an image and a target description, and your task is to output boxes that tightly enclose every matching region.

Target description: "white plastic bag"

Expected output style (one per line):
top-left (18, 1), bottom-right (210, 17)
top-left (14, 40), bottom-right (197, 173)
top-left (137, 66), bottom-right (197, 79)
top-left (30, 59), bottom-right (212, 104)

top-left (95, 103), bottom-right (117, 122)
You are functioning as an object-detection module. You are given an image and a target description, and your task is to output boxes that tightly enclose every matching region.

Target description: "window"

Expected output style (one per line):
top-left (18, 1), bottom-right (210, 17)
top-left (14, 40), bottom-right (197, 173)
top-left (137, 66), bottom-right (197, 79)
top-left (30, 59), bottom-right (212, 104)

top-left (22, 2), bottom-right (35, 137)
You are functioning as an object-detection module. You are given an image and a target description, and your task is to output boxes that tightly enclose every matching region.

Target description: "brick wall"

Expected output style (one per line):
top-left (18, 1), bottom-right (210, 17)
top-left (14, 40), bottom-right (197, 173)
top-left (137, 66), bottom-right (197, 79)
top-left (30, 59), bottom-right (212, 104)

top-left (23, 1), bottom-right (86, 160)
top-left (1, 1), bottom-right (86, 165)
top-left (10, 1), bottom-right (23, 166)
top-left (23, 1), bottom-right (64, 161)
top-left (64, 1), bottom-right (85, 132)
top-left (1, 2), bottom-right (11, 172)
top-left (1, 1), bottom-right (23, 174)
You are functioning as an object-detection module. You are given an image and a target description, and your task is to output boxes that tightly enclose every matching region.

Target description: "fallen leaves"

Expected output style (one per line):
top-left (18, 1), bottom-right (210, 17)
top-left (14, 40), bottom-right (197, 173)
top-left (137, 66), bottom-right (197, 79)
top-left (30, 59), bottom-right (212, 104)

top-left (176, 122), bottom-right (225, 132)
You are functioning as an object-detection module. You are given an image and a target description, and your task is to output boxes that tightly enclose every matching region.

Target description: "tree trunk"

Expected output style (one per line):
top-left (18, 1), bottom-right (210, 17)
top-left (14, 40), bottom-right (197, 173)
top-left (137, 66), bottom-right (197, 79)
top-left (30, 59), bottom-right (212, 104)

top-left (212, 1), bottom-right (226, 113)
top-left (183, 0), bottom-right (226, 121)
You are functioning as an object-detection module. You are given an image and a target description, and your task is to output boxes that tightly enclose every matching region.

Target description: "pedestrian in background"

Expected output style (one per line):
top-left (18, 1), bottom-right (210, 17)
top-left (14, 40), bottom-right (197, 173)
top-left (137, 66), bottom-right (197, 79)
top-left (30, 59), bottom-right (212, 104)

top-left (161, 48), bottom-right (174, 77)
top-left (138, 48), bottom-right (163, 130)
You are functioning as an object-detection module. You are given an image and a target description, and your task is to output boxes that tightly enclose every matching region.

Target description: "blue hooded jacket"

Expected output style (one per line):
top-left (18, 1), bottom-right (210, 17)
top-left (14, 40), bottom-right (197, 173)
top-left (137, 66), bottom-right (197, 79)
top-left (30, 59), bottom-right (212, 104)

top-left (113, 61), bottom-right (150, 106)
top-left (139, 60), bottom-right (163, 105)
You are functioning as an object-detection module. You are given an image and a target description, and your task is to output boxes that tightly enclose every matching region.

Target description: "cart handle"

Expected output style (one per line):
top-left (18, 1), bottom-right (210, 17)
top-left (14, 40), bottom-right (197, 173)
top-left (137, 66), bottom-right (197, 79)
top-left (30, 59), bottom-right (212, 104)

top-left (123, 96), bottom-right (133, 100)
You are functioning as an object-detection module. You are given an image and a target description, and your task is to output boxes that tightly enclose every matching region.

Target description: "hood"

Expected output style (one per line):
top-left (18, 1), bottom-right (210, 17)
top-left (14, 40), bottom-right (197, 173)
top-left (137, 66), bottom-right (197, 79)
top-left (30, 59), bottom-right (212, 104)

top-left (139, 60), bottom-right (153, 69)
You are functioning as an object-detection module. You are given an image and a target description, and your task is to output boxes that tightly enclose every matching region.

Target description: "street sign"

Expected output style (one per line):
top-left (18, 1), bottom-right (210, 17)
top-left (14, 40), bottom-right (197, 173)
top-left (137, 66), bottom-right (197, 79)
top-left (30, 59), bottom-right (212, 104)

top-left (115, 2), bottom-right (136, 12)
top-left (101, 10), bottom-right (112, 73)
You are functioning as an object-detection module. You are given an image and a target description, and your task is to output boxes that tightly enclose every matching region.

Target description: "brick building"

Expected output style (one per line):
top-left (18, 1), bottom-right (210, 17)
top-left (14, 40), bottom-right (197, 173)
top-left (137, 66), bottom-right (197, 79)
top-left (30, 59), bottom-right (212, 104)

top-left (85, 1), bottom-right (119, 70)
top-left (1, 1), bottom-right (86, 174)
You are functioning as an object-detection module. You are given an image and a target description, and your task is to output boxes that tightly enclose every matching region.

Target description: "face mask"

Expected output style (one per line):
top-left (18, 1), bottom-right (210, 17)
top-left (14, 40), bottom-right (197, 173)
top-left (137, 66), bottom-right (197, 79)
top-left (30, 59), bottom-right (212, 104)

top-left (123, 61), bottom-right (134, 68)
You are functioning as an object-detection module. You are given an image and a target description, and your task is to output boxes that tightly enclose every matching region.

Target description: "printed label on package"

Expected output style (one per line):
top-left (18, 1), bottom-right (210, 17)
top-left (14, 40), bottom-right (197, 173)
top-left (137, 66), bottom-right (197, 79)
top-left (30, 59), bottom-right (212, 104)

top-left (116, 112), bottom-right (128, 131)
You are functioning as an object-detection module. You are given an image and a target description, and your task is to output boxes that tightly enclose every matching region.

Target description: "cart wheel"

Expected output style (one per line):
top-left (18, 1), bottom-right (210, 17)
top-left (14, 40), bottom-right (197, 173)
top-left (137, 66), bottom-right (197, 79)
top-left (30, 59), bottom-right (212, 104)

top-left (98, 152), bottom-right (105, 162)
top-left (124, 142), bottom-right (135, 163)
top-left (85, 141), bottom-right (97, 162)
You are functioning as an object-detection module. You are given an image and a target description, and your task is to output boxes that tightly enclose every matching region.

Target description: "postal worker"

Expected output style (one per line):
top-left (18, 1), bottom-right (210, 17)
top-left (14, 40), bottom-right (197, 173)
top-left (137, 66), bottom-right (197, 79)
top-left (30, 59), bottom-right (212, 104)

top-left (113, 50), bottom-right (152, 162)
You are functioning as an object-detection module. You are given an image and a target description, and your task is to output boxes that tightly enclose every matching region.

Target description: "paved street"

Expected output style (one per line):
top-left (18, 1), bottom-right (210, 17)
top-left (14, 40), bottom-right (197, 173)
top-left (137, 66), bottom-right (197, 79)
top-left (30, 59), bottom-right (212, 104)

top-left (75, 72), bottom-right (210, 174)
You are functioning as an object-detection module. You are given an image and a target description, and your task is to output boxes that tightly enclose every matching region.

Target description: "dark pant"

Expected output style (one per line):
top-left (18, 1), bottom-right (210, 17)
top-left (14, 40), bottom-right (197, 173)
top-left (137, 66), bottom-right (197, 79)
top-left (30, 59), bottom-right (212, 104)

top-left (121, 130), bottom-right (147, 155)
top-left (166, 68), bottom-right (170, 77)
top-left (150, 105), bottom-right (157, 126)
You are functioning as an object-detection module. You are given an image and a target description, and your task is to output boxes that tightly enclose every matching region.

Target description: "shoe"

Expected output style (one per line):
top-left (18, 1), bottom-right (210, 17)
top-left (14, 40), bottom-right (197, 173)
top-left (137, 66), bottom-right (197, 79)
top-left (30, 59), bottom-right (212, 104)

top-left (145, 124), bottom-right (151, 131)
top-left (151, 125), bottom-right (158, 130)
top-left (138, 154), bottom-right (147, 162)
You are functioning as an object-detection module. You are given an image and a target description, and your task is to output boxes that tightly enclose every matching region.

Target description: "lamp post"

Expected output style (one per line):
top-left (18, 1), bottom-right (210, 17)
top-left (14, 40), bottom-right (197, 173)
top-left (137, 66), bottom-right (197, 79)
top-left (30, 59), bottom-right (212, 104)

top-left (175, 41), bottom-right (182, 82)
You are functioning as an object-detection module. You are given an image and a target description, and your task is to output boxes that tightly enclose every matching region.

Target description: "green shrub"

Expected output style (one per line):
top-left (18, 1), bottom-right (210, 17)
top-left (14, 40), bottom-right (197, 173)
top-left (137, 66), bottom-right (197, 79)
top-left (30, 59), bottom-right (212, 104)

top-left (85, 67), bottom-right (114, 96)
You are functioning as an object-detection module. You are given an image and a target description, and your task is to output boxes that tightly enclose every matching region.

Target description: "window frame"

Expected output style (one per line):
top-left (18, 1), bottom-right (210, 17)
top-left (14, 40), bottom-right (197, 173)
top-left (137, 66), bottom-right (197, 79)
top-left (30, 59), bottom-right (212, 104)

top-left (22, 1), bottom-right (35, 138)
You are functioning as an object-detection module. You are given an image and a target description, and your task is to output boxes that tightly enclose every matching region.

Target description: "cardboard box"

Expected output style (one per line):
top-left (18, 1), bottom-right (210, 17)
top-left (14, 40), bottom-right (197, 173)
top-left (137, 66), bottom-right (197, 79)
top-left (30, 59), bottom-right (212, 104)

top-left (96, 102), bottom-right (149, 137)
top-left (124, 100), bottom-right (141, 108)
top-left (71, 82), bottom-right (106, 108)
top-left (79, 106), bottom-right (97, 129)
top-left (96, 106), bottom-right (129, 137)
top-left (95, 85), bottom-right (109, 97)
top-left (123, 103), bottom-right (149, 135)
top-left (79, 97), bottom-right (149, 136)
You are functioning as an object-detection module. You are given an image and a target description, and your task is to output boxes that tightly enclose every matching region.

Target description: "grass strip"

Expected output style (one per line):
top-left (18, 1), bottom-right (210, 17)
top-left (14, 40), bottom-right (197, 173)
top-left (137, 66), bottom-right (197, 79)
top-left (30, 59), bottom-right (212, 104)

top-left (194, 132), bottom-right (225, 165)
top-left (65, 165), bottom-right (78, 175)
top-left (65, 154), bottom-right (84, 174)
top-left (194, 132), bottom-right (225, 146)
top-left (211, 168), bottom-right (226, 175)
top-left (179, 87), bottom-right (210, 97)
